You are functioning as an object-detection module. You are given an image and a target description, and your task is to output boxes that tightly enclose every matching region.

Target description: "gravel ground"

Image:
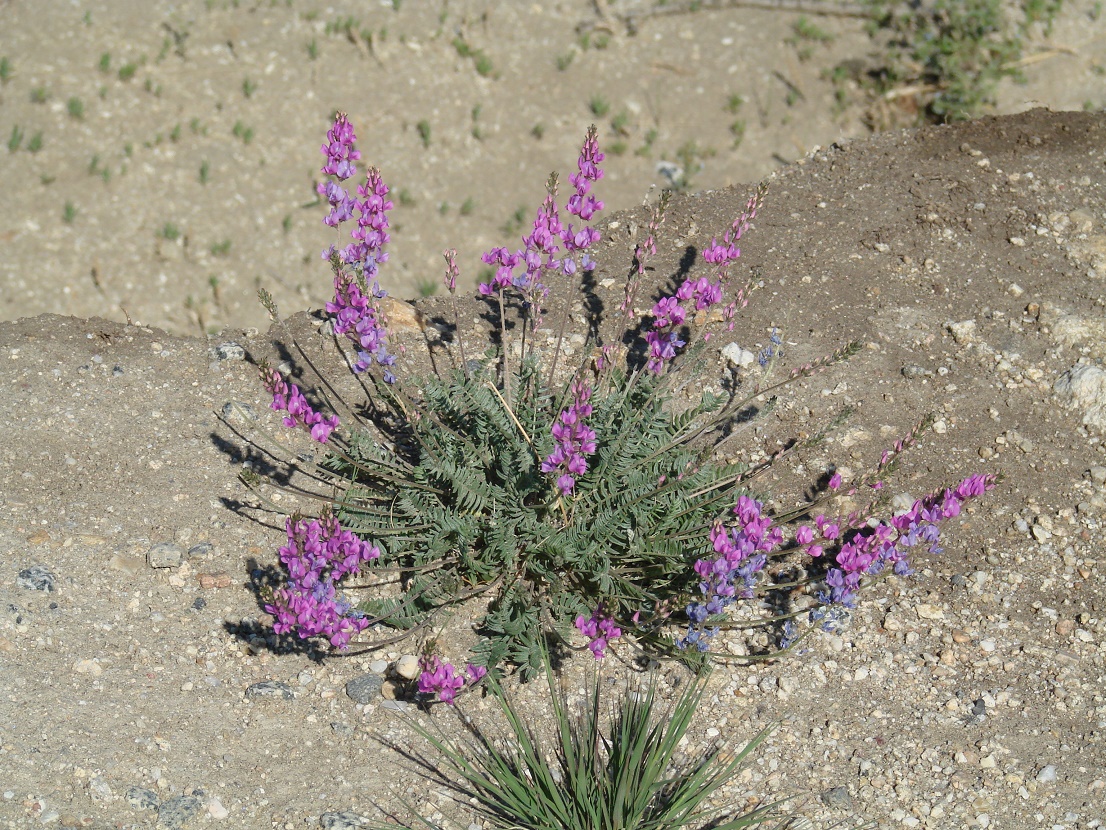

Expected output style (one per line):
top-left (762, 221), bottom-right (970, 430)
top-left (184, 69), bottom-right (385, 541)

top-left (2, 109), bottom-right (1106, 830)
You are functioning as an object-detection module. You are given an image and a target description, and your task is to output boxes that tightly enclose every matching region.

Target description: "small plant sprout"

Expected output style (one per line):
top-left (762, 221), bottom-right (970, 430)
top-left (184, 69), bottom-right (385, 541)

top-left (67, 97), bottom-right (85, 119)
top-left (8, 125), bottom-right (23, 153)
top-left (306, 38), bottom-right (319, 60)
top-left (169, 123), bottom-right (181, 143)
top-left (0, 56), bottom-right (12, 83)
top-left (160, 222), bottom-right (180, 241)
top-left (98, 52), bottom-right (111, 73)
top-left (26, 132), bottom-right (43, 153)
top-left (588, 94), bottom-right (610, 117)
top-left (210, 239), bottom-right (232, 256)
top-left (416, 119), bottom-right (431, 149)
top-left (118, 62), bottom-right (137, 81)
top-left (30, 86), bottom-right (48, 104)
top-left (242, 76), bottom-right (256, 98)
top-left (199, 160), bottom-right (210, 185)
top-left (62, 202), bottom-right (77, 223)
top-left (459, 196), bottom-right (475, 216)
top-left (232, 121), bottom-right (254, 144)
top-left (245, 113), bottom-right (996, 683)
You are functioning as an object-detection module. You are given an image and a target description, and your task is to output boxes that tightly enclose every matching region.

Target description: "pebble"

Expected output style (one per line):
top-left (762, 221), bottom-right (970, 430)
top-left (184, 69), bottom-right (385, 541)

top-left (320, 810), bottom-right (372, 829)
top-left (345, 674), bottom-right (383, 704)
top-left (125, 787), bottom-right (159, 811)
top-left (1055, 364), bottom-right (1106, 432)
top-left (108, 553), bottom-right (145, 575)
top-left (147, 543), bottom-right (183, 569)
top-left (186, 542), bottom-right (214, 560)
top-left (915, 603), bottom-right (944, 620)
top-left (379, 699), bottom-right (408, 712)
top-left (206, 796), bottom-right (229, 820)
top-left (214, 342), bottom-right (245, 361)
top-left (245, 680), bottom-right (295, 701)
top-left (157, 795), bottom-right (202, 829)
top-left (394, 654), bottom-right (420, 680)
top-left (87, 776), bottom-right (112, 803)
top-left (330, 722), bottom-right (355, 737)
top-left (73, 658), bottom-right (102, 677)
top-left (721, 342), bottom-right (756, 369)
top-left (380, 680), bottom-right (403, 700)
top-left (17, 565), bottom-right (56, 592)
top-left (197, 572), bottom-right (232, 589)
top-left (820, 786), bottom-right (852, 810)
top-left (1035, 764), bottom-right (1058, 784)
top-left (368, 659), bottom-right (388, 674)
top-left (221, 401), bottom-right (256, 422)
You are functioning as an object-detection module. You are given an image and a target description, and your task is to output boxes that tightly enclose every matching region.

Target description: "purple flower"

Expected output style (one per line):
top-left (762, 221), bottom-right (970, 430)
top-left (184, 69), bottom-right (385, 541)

top-left (679, 495), bottom-right (783, 651)
top-left (320, 112), bottom-right (361, 180)
top-left (417, 655), bottom-right (486, 704)
top-left (543, 378), bottom-right (596, 496)
top-left (264, 513), bottom-right (380, 649)
top-left (263, 367), bottom-right (340, 443)
top-left (477, 127), bottom-right (604, 319)
top-left (575, 605), bottom-right (621, 659)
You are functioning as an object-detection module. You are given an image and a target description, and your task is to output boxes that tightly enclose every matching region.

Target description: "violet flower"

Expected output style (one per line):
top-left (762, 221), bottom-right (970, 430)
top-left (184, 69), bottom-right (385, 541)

top-left (417, 655), bottom-right (487, 704)
top-left (263, 367), bottom-right (340, 443)
top-left (541, 378), bottom-right (596, 495)
top-left (265, 514), bottom-right (380, 649)
top-left (575, 605), bottom-right (621, 659)
top-left (478, 127), bottom-right (605, 320)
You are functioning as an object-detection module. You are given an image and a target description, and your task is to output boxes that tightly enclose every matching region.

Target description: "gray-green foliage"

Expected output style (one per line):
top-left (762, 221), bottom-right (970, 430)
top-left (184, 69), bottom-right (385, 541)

top-left (332, 343), bottom-right (753, 677)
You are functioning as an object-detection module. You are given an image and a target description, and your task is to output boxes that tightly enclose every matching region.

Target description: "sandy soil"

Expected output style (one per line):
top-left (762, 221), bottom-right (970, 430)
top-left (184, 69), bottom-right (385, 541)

top-left (1, 108), bottom-right (1105, 829)
top-left (2, 0), bottom-right (1105, 335)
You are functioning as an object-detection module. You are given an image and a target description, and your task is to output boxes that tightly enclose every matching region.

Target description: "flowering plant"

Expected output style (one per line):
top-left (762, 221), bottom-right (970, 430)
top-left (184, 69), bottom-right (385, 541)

top-left (246, 113), bottom-right (994, 682)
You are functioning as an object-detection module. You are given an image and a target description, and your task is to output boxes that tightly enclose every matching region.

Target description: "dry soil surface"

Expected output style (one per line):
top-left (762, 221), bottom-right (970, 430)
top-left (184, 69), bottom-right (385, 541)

top-left (2, 0), bottom-right (1106, 335)
top-left (1, 108), bottom-right (1106, 830)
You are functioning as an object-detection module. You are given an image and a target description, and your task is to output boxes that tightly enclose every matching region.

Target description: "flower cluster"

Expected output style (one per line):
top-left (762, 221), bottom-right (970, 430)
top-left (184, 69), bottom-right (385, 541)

top-left (541, 378), bottom-right (597, 495)
top-left (812, 472), bottom-right (997, 613)
top-left (478, 125), bottom-right (604, 309)
top-left (317, 112), bottom-right (397, 383)
top-left (326, 275), bottom-right (397, 382)
top-left (678, 496), bottom-right (783, 651)
top-left (265, 513), bottom-right (380, 649)
top-left (575, 605), bottom-right (622, 659)
top-left (680, 474), bottom-right (997, 653)
top-left (262, 366), bottom-right (340, 443)
top-left (417, 655), bottom-right (487, 704)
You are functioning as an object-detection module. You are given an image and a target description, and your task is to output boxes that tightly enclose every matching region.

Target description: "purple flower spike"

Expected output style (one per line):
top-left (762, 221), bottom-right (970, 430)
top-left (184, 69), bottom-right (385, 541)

top-left (265, 513), bottom-right (380, 649)
top-left (542, 378), bottom-right (596, 495)
top-left (263, 367), bottom-right (340, 443)
top-left (417, 655), bottom-right (487, 704)
top-left (320, 112), bottom-right (361, 180)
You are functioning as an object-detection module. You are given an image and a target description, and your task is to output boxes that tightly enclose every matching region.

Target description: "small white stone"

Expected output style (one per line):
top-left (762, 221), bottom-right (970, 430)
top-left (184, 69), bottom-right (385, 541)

top-left (207, 796), bottom-right (230, 820)
top-left (73, 658), bottom-right (103, 677)
top-left (1035, 764), bottom-right (1057, 784)
top-left (395, 655), bottom-right (421, 680)
top-left (1009, 236), bottom-right (1026, 247)
top-left (721, 342), bottom-right (755, 369)
top-left (932, 419), bottom-right (948, 434)
top-left (916, 603), bottom-right (945, 621)
top-left (369, 659), bottom-right (389, 674)
top-left (980, 639), bottom-right (997, 653)
top-left (948, 320), bottom-right (977, 344)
